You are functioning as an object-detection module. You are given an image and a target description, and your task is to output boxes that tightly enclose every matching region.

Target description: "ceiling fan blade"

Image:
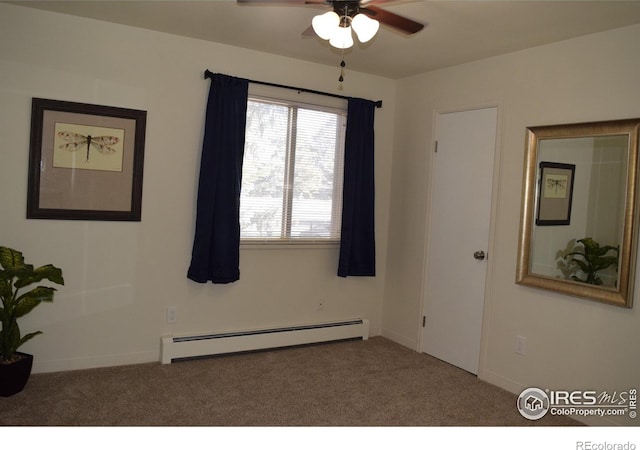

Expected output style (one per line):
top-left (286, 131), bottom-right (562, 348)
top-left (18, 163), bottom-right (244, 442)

top-left (237, 0), bottom-right (309, 4)
top-left (362, 4), bottom-right (424, 34)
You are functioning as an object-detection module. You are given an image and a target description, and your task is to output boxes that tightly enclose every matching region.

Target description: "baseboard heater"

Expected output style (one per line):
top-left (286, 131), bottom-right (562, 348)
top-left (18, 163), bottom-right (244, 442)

top-left (161, 318), bottom-right (369, 364)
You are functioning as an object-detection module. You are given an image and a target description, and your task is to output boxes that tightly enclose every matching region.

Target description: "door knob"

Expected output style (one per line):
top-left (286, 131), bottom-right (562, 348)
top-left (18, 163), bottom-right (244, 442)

top-left (473, 250), bottom-right (486, 260)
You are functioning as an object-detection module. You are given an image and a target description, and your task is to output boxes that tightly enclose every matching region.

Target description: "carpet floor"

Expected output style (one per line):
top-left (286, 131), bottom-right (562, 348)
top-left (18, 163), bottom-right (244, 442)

top-left (0, 337), bottom-right (581, 426)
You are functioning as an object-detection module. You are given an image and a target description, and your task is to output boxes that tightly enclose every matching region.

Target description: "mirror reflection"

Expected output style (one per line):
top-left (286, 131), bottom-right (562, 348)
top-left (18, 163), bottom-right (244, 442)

top-left (531, 135), bottom-right (627, 288)
top-left (516, 119), bottom-right (640, 308)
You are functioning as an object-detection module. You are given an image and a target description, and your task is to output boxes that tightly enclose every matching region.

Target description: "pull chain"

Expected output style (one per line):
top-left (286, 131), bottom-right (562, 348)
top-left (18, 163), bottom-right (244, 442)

top-left (338, 11), bottom-right (348, 87)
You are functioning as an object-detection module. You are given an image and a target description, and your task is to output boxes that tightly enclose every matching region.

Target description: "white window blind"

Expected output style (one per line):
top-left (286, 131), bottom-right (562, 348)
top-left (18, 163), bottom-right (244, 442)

top-left (240, 89), bottom-right (347, 242)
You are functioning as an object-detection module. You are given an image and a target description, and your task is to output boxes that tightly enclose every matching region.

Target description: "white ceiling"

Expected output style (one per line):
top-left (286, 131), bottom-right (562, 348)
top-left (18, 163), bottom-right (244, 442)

top-left (10, 0), bottom-right (640, 79)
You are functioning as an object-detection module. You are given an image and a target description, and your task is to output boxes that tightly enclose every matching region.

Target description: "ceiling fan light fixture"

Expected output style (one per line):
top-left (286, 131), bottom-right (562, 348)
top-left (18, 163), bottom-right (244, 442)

top-left (329, 25), bottom-right (354, 49)
top-left (312, 11), bottom-right (340, 40)
top-left (351, 13), bottom-right (379, 43)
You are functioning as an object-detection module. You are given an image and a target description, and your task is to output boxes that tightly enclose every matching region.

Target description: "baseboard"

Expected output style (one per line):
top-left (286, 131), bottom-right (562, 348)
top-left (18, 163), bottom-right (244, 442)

top-left (477, 369), bottom-right (525, 395)
top-left (380, 328), bottom-right (418, 351)
top-left (31, 325), bottom-right (382, 373)
top-left (31, 350), bottom-right (159, 374)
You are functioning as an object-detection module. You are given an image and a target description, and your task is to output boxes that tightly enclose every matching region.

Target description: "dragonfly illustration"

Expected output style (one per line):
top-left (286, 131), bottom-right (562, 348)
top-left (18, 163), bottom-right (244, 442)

top-left (57, 131), bottom-right (120, 162)
top-left (546, 177), bottom-right (567, 194)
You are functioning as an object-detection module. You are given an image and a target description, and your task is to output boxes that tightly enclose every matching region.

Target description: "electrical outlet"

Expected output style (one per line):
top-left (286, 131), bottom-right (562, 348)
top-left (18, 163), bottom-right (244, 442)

top-left (167, 306), bottom-right (177, 324)
top-left (317, 300), bottom-right (325, 312)
top-left (515, 335), bottom-right (527, 355)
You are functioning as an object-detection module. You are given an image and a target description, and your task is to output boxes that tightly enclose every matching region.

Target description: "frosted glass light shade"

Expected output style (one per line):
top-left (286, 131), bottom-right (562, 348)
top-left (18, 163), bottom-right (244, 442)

top-left (312, 11), bottom-right (340, 40)
top-left (351, 13), bottom-right (379, 43)
top-left (329, 25), bottom-right (354, 49)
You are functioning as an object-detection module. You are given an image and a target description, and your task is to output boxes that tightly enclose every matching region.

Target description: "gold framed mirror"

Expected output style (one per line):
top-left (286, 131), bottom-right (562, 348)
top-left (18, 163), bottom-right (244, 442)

top-left (516, 118), bottom-right (640, 308)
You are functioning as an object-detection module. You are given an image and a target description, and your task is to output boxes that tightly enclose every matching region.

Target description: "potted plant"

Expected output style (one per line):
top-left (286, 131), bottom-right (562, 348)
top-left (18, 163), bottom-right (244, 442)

top-left (0, 246), bottom-right (64, 396)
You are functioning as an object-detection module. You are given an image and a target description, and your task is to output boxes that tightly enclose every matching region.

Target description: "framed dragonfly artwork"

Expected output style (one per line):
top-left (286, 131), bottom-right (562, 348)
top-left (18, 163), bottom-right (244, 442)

top-left (535, 161), bottom-right (576, 226)
top-left (27, 98), bottom-right (147, 221)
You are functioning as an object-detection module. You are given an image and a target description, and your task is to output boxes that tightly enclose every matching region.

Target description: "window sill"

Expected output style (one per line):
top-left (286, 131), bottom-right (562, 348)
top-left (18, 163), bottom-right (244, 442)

top-left (240, 239), bottom-right (340, 250)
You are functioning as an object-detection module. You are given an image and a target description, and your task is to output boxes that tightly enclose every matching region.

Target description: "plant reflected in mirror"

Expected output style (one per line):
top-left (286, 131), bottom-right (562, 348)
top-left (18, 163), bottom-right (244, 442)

top-left (556, 238), bottom-right (619, 286)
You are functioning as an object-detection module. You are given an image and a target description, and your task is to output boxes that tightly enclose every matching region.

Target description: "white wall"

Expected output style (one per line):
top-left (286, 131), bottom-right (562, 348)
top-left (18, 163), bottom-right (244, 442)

top-left (384, 24), bottom-right (640, 425)
top-left (0, 3), bottom-right (395, 372)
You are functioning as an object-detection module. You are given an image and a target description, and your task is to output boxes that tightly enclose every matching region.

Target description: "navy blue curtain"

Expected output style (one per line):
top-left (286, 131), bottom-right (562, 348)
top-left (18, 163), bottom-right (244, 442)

top-left (187, 74), bottom-right (249, 283)
top-left (338, 98), bottom-right (376, 277)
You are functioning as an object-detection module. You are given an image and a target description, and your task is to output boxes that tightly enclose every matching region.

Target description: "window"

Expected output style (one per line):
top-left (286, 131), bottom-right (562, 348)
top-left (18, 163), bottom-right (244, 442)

top-left (240, 91), bottom-right (346, 242)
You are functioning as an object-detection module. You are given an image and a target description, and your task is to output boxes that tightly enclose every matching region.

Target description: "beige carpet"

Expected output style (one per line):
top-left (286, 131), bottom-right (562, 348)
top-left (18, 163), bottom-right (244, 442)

top-left (0, 337), bottom-right (580, 426)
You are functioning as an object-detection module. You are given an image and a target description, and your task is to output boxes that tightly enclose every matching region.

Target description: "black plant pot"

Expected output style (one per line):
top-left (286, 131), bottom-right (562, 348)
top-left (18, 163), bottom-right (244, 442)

top-left (0, 352), bottom-right (34, 397)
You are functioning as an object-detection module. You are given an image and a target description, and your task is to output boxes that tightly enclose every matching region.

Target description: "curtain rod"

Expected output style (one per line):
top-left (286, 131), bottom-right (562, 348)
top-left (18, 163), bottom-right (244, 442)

top-left (204, 70), bottom-right (382, 109)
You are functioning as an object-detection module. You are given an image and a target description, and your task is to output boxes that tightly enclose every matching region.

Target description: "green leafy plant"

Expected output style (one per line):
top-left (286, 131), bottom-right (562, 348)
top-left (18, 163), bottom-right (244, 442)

top-left (557, 237), bottom-right (618, 285)
top-left (0, 246), bottom-right (64, 363)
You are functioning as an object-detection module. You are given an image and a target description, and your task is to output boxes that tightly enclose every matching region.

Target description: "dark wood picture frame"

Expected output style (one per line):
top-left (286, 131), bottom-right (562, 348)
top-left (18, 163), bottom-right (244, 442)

top-left (535, 161), bottom-right (576, 226)
top-left (27, 98), bottom-right (147, 221)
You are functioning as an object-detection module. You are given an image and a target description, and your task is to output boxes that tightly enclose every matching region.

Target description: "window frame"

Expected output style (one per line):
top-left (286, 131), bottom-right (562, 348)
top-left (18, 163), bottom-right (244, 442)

top-left (240, 88), bottom-right (347, 247)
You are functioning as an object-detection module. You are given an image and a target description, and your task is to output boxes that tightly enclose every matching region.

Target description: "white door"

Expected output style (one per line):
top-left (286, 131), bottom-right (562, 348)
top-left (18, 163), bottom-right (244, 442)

top-left (421, 107), bottom-right (497, 375)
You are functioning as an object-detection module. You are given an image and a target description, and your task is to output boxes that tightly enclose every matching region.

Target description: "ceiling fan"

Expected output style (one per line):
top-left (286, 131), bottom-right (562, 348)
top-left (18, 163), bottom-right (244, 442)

top-left (237, 0), bottom-right (425, 49)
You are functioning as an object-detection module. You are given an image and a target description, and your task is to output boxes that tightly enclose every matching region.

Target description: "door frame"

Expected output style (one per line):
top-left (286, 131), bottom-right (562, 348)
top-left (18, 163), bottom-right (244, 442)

top-left (417, 103), bottom-right (503, 379)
